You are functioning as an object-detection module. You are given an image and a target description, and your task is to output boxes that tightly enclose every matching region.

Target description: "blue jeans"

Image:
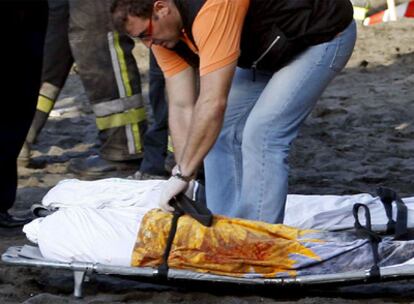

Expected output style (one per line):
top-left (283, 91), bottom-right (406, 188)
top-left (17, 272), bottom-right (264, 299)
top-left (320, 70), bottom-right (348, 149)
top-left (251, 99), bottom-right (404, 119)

top-left (204, 21), bottom-right (357, 223)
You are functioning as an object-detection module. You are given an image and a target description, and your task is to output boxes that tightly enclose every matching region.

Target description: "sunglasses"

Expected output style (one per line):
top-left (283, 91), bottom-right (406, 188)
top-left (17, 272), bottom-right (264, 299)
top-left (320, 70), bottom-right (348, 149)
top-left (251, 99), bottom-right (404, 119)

top-left (130, 16), bottom-right (153, 41)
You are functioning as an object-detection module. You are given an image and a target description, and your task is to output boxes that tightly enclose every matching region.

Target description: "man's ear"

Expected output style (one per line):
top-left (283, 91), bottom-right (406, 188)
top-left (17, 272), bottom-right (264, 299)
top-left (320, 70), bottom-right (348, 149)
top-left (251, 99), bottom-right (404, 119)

top-left (153, 0), bottom-right (170, 18)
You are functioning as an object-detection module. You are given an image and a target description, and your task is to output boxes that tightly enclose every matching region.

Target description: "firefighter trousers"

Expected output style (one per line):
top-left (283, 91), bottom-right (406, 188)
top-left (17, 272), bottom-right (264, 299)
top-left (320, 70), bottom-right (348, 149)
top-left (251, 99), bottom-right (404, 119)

top-left (30, 0), bottom-right (146, 161)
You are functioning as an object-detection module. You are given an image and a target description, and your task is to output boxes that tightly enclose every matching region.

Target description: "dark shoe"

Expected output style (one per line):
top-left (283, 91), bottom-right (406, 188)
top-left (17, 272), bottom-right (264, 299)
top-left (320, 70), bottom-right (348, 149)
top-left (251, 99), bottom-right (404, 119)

top-left (68, 155), bottom-right (141, 177)
top-left (0, 212), bottom-right (32, 228)
top-left (30, 203), bottom-right (57, 217)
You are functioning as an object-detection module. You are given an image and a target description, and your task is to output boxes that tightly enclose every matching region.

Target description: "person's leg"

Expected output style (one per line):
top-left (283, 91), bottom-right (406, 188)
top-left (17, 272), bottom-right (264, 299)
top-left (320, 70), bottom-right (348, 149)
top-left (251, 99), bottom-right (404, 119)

top-left (27, 0), bottom-right (74, 144)
top-left (68, 0), bottom-right (146, 163)
top-left (237, 21), bottom-right (357, 223)
top-left (19, 0), bottom-right (74, 166)
top-left (138, 51), bottom-right (169, 177)
top-left (0, 0), bottom-right (48, 226)
top-left (204, 68), bottom-right (269, 216)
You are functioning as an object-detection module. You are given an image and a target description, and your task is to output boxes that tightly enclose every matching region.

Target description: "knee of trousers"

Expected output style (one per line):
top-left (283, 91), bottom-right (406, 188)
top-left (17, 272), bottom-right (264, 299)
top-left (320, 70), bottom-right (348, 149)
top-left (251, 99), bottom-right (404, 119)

top-left (241, 124), bottom-right (294, 158)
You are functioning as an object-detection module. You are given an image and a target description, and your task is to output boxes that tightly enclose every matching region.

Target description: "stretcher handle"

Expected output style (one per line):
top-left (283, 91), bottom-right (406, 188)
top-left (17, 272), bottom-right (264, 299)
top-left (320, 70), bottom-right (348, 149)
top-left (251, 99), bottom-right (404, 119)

top-left (376, 187), bottom-right (409, 240)
top-left (352, 203), bottom-right (381, 281)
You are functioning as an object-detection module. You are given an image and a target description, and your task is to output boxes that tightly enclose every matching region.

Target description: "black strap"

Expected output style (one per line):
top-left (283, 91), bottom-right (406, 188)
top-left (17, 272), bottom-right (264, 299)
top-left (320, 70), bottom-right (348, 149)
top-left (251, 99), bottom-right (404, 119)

top-left (155, 194), bottom-right (213, 279)
top-left (353, 203), bottom-right (382, 281)
top-left (155, 209), bottom-right (182, 280)
top-left (376, 187), bottom-right (409, 240)
top-left (377, 187), bottom-right (395, 234)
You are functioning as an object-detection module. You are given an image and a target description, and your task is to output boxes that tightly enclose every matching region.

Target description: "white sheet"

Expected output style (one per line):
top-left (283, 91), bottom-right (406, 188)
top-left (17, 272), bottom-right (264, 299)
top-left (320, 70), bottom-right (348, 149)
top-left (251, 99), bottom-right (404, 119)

top-left (41, 178), bottom-right (164, 210)
top-left (37, 208), bottom-right (141, 266)
top-left (23, 178), bottom-right (414, 266)
top-left (25, 178), bottom-right (162, 266)
top-left (285, 193), bottom-right (414, 230)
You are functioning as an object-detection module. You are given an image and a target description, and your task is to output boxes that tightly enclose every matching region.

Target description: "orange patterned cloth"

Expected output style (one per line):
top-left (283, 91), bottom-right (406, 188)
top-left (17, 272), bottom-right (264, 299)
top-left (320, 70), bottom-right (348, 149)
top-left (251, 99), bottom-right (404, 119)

top-left (131, 209), bottom-right (322, 278)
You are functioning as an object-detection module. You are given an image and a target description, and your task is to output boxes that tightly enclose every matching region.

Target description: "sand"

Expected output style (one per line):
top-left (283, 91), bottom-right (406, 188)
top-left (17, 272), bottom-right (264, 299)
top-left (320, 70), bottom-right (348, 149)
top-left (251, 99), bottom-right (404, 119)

top-left (0, 18), bottom-right (414, 303)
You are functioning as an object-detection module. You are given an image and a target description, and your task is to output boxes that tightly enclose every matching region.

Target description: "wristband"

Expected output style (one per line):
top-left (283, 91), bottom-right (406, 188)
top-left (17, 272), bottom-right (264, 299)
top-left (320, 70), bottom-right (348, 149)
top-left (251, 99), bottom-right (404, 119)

top-left (173, 165), bottom-right (193, 182)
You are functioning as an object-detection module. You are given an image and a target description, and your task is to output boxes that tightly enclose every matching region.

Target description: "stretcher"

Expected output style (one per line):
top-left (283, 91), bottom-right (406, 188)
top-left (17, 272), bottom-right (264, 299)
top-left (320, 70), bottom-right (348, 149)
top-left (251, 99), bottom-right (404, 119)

top-left (3, 180), bottom-right (414, 298)
top-left (3, 244), bottom-right (414, 298)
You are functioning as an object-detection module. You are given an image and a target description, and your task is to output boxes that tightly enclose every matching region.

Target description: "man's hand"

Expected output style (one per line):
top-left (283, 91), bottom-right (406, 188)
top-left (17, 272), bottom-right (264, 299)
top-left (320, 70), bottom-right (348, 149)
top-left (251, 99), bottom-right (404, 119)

top-left (158, 176), bottom-right (189, 212)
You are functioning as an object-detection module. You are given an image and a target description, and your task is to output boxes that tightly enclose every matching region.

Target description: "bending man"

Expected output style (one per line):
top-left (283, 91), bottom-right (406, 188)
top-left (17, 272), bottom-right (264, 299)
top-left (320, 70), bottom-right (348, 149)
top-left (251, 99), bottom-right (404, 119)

top-left (111, 0), bottom-right (356, 223)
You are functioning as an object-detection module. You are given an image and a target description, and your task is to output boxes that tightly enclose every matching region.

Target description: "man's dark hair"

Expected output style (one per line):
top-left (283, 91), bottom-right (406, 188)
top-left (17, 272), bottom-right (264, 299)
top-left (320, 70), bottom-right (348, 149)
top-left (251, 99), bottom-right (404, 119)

top-left (111, 0), bottom-right (155, 32)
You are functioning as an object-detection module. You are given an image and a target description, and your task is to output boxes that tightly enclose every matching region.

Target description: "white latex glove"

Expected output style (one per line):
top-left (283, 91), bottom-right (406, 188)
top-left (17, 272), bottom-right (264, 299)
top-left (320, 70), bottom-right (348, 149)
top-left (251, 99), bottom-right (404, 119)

top-left (158, 176), bottom-right (189, 212)
top-left (171, 164), bottom-right (179, 176)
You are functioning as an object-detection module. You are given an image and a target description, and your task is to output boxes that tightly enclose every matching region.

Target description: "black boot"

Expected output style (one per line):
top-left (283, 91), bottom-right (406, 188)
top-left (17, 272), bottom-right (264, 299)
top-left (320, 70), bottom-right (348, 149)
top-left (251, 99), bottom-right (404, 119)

top-left (68, 155), bottom-right (142, 177)
top-left (0, 212), bottom-right (32, 228)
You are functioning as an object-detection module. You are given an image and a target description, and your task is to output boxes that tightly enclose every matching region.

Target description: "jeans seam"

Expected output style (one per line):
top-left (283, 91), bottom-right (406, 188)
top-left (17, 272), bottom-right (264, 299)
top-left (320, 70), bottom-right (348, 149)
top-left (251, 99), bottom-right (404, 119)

top-left (256, 60), bottom-right (320, 221)
top-left (233, 100), bottom-right (257, 191)
top-left (329, 38), bottom-right (342, 72)
top-left (232, 126), bottom-right (242, 195)
top-left (329, 21), bottom-right (355, 72)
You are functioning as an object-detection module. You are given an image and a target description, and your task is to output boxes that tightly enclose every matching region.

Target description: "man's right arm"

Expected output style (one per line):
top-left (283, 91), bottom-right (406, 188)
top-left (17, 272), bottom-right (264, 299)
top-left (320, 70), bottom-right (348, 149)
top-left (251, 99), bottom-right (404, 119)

top-left (165, 66), bottom-right (197, 162)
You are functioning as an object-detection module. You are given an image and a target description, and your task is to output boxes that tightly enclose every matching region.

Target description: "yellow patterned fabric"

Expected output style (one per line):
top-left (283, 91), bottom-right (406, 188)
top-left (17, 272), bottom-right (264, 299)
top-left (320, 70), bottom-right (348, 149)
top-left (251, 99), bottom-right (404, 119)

top-left (131, 209), bottom-right (322, 278)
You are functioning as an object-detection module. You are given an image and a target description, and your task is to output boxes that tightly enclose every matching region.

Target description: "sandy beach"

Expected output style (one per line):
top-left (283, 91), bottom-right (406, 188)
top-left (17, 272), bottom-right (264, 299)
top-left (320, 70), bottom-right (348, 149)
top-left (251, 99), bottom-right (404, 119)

top-left (0, 18), bottom-right (414, 303)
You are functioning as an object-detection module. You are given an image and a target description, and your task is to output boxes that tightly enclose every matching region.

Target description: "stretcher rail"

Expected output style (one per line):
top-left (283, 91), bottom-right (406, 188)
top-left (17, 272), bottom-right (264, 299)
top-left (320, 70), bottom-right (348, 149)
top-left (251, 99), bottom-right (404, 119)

top-left (3, 246), bottom-right (414, 298)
